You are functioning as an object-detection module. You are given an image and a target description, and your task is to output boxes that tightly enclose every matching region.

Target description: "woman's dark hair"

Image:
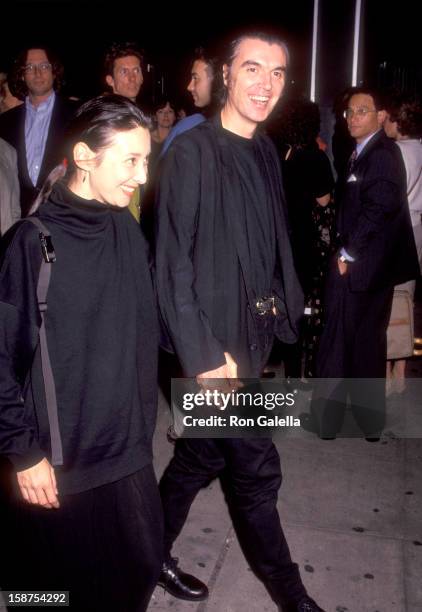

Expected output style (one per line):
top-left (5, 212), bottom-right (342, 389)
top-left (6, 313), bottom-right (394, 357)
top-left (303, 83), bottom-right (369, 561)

top-left (9, 46), bottom-right (64, 100)
top-left (64, 94), bottom-right (150, 177)
top-left (152, 97), bottom-right (176, 115)
top-left (30, 95), bottom-right (150, 213)
top-left (384, 92), bottom-right (422, 138)
top-left (272, 98), bottom-right (321, 149)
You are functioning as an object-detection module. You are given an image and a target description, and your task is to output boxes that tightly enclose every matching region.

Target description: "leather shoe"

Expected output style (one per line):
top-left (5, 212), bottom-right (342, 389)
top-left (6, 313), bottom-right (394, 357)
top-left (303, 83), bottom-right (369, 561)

top-left (157, 557), bottom-right (209, 601)
top-left (296, 597), bottom-right (326, 612)
top-left (280, 596), bottom-right (326, 612)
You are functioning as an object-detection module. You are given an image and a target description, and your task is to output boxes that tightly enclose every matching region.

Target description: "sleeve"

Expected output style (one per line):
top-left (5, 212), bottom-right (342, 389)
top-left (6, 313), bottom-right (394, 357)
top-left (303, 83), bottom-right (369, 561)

top-left (0, 223), bottom-right (46, 471)
top-left (155, 138), bottom-right (226, 377)
top-left (345, 147), bottom-right (404, 260)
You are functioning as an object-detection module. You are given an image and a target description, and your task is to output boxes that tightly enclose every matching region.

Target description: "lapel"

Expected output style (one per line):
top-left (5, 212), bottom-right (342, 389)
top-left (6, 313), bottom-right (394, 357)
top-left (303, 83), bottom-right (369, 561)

top-left (14, 104), bottom-right (33, 188)
top-left (353, 130), bottom-right (384, 170)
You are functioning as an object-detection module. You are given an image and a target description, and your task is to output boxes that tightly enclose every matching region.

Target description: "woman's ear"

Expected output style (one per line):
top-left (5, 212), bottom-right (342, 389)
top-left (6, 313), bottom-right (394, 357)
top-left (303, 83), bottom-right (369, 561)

top-left (73, 142), bottom-right (97, 173)
top-left (222, 64), bottom-right (229, 87)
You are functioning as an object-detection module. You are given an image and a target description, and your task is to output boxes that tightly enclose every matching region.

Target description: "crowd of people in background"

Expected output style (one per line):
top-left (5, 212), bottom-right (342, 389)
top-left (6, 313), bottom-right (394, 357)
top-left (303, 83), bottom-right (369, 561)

top-left (0, 33), bottom-right (421, 612)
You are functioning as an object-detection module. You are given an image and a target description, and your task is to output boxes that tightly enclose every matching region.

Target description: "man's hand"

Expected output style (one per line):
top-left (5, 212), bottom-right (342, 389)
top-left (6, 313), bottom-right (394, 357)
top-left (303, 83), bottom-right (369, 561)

top-left (196, 352), bottom-right (240, 393)
top-left (337, 258), bottom-right (348, 276)
top-left (17, 458), bottom-right (59, 509)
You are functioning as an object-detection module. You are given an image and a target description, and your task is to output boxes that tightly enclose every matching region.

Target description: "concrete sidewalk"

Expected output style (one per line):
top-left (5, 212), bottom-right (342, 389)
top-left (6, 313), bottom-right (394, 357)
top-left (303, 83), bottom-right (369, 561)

top-left (149, 296), bottom-right (422, 612)
top-left (149, 387), bottom-right (422, 612)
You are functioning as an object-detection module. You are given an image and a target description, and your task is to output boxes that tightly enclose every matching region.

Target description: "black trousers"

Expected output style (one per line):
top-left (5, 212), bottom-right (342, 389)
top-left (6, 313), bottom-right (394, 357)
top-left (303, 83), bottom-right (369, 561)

top-left (159, 437), bottom-right (307, 607)
top-left (4, 465), bottom-right (163, 612)
top-left (313, 264), bottom-right (394, 436)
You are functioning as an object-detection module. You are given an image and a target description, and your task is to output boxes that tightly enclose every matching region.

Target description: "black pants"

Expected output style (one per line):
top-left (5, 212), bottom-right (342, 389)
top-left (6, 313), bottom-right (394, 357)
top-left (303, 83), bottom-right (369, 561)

top-left (313, 265), bottom-right (394, 436)
top-left (159, 437), bottom-right (307, 607)
top-left (4, 465), bottom-right (163, 612)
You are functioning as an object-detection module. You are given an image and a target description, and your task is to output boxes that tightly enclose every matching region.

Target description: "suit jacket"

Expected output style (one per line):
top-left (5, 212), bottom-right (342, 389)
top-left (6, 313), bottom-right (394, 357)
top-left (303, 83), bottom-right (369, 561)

top-left (0, 95), bottom-right (77, 216)
top-left (155, 117), bottom-right (303, 377)
top-left (0, 138), bottom-right (20, 235)
top-left (337, 130), bottom-right (419, 292)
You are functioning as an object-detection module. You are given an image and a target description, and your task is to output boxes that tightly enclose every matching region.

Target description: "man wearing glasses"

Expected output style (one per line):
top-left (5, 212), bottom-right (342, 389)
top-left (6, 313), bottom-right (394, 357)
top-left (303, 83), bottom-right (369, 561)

top-left (0, 46), bottom-right (77, 217)
top-left (313, 87), bottom-right (418, 438)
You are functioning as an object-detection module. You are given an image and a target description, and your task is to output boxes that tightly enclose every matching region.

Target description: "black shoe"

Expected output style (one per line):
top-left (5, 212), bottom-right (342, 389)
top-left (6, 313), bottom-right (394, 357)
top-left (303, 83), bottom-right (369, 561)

top-left (157, 557), bottom-right (209, 601)
top-left (295, 597), bottom-right (327, 612)
top-left (280, 597), bottom-right (326, 612)
top-left (365, 436), bottom-right (381, 442)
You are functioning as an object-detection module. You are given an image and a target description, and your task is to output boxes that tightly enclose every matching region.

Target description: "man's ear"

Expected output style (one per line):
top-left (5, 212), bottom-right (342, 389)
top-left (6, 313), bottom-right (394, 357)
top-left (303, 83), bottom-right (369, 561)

top-left (377, 109), bottom-right (387, 126)
top-left (73, 142), bottom-right (97, 172)
top-left (222, 64), bottom-right (229, 87)
top-left (105, 74), bottom-right (115, 91)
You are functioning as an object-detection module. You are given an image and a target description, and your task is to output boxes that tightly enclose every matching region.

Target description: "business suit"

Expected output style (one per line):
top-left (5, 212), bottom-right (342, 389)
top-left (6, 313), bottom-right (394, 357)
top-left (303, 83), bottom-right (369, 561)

top-left (0, 96), bottom-right (76, 216)
top-left (315, 130), bottom-right (419, 435)
top-left (0, 137), bottom-right (20, 235)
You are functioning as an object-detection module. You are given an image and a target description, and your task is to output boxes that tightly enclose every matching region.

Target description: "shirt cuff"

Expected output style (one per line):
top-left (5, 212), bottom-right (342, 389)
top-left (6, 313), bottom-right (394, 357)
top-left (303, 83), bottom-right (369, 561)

top-left (340, 248), bottom-right (355, 262)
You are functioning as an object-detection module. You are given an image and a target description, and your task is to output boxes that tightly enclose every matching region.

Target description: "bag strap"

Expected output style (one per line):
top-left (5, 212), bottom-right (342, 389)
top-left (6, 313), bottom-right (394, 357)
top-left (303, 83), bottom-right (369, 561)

top-left (25, 217), bottom-right (63, 466)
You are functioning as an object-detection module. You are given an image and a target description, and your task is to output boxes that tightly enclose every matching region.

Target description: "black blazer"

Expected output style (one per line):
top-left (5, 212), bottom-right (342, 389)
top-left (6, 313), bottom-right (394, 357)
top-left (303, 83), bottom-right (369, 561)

top-left (0, 95), bottom-right (77, 216)
top-left (155, 117), bottom-right (304, 377)
top-left (337, 130), bottom-right (419, 291)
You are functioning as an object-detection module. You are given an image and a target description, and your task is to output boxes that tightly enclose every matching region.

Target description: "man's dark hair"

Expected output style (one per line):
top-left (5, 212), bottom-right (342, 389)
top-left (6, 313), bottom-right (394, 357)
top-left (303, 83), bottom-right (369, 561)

top-left (191, 45), bottom-right (221, 116)
top-left (9, 46), bottom-right (64, 100)
top-left (103, 42), bottom-right (143, 78)
top-left (191, 46), bottom-right (219, 80)
top-left (223, 31), bottom-right (290, 71)
top-left (384, 92), bottom-right (422, 138)
top-left (346, 86), bottom-right (386, 111)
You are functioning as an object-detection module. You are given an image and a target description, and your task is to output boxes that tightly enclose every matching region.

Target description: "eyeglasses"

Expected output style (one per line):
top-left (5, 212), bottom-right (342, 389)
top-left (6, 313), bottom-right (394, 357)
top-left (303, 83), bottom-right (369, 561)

top-left (343, 107), bottom-right (378, 119)
top-left (24, 62), bottom-right (52, 73)
top-left (117, 67), bottom-right (142, 78)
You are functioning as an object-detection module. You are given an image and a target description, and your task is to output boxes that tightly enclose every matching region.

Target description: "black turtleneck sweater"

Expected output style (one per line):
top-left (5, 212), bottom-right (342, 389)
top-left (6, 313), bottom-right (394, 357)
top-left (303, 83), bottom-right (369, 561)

top-left (0, 181), bottom-right (158, 495)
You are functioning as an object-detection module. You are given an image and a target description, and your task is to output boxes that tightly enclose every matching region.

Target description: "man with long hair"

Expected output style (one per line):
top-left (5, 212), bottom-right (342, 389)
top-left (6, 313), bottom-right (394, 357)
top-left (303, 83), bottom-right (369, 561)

top-left (0, 45), bottom-right (77, 217)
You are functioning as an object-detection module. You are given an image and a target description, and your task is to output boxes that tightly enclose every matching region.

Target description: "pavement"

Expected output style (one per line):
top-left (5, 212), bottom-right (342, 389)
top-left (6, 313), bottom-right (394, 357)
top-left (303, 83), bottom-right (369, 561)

top-left (148, 287), bottom-right (422, 612)
top-left (1, 291), bottom-right (421, 612)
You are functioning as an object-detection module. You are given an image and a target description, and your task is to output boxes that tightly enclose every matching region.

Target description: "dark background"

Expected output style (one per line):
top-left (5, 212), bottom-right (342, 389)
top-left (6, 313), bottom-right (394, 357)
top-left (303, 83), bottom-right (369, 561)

top-left (1, 0), bottom-right (420, 106)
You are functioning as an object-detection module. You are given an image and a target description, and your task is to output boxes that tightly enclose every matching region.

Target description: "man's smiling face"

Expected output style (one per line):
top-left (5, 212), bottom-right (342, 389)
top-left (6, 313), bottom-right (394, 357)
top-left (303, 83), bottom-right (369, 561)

top-left (222, 37), bottom-right (287, 138)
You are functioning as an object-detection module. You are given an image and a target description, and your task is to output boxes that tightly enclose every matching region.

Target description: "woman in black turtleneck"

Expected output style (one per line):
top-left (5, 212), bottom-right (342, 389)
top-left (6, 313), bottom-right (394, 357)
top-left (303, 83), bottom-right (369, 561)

top-left (0, 96), bottom-right (163, 611)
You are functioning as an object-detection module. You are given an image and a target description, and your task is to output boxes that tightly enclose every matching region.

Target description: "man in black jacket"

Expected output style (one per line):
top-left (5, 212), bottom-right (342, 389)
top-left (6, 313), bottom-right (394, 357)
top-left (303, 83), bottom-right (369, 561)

top-left (314, 87), bottom-right (419, 437)
top-left (0, 46), bottom-right (76, 217)
top-left (155, 31), bottom-right (325, 612)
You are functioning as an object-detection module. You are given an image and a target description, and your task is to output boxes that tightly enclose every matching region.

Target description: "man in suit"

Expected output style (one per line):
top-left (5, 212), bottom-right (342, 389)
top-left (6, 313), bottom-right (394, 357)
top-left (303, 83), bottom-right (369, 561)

top-left (0, 46), bottom-right (76, 217)
top-left (314, 87), bottom-right (419, 438)
top-left (155, 31), bottom-right (325, 612)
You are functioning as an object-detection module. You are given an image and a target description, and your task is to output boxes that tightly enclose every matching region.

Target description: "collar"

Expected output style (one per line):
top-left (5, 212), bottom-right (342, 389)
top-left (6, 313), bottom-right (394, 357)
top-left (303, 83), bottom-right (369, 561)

top-left (25, 91), bottom-right (55, 114)
top-left (356, 129), bottom-right (381, 157)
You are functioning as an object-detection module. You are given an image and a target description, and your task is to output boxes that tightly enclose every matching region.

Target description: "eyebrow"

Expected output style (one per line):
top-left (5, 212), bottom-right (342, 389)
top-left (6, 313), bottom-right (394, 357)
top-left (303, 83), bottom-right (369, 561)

top-left (240, 60), bottom-right (286, 71)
